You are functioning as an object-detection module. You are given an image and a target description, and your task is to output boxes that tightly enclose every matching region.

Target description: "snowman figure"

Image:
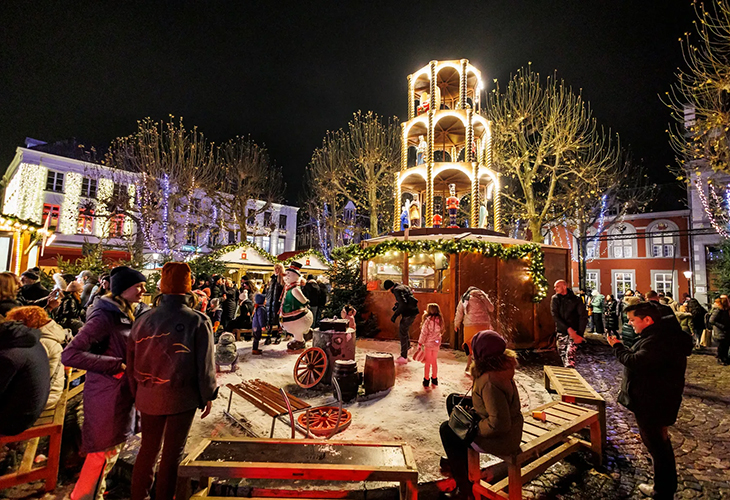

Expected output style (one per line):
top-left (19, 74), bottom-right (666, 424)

top-left (281, 261), bottom-right (313, 351)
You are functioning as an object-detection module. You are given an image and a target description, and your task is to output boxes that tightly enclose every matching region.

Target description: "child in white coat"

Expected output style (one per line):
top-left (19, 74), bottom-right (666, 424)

top-left (419, 303), bottom-right (444, 387)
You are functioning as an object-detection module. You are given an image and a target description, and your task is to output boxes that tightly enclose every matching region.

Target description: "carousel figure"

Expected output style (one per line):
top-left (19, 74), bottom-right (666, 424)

top-left (478, 186), bottom-right (489, 229)
top-left (446, 184), bottom-right (460, 228)
top-left (400, 201), bottom-right (410, 230)
top-left (416, 135), bottom-right (427, 165)
top-left (408, 195), bottom-right (421, 228)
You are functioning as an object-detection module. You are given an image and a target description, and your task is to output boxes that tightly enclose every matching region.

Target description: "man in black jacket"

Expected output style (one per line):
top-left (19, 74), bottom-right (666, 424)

top-left (550, 280), bottom-right (587, 368)
top-left (18, 269), bottom-right (50, 304)
top-left (384, 279), bottom-right (419, 364)
top-left (303, 275), bottom-right (320, 326)
top-left (608, 302), bottom-right (693, 499)
top-left (0, 320), bottom-right (50, 436)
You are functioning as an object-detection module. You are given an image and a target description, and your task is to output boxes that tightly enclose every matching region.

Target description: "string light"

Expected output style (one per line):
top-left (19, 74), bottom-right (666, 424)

top-left (3, 163), bottom-right (47, 223)
top-left (695, 174), bottom-right (730, 237)
top-left (94, 178), bottom-right (114, 237)
top-left (59, 172), bottom-right (82, 234)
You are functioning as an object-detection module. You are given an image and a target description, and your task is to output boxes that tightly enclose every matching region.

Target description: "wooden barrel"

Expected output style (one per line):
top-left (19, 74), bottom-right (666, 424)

top-left (364, 352), bottom-right (395, 395)
top-left (332, 359), bottom-right (359, 402)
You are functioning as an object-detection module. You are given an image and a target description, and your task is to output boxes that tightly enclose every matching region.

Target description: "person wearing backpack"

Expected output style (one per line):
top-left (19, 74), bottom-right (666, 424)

top-left (384, 280), bottom-right (419, 364)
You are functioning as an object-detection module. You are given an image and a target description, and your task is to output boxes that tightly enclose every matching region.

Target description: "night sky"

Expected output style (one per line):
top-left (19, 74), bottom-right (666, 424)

top-left (1, 1), bottom-right (696, 206)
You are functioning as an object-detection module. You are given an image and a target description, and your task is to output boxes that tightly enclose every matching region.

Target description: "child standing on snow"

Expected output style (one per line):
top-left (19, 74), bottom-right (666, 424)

top-left (251, 293), bottom-right (268, 355)
top-left (419, 303), bottom-right (444, 387)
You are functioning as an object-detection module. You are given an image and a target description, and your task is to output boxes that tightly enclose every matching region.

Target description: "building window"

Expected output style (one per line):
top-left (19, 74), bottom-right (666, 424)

top-left (613, 271), bottom-right (635, 299)
top-left (77, 208), bottom-right (94, 234)
top-left (247, 209), bottom-right (256, 226)
top-left (262, 235), bottom-right (271, 253)
top-left (108, 214), bottom-right (125, 238)
top-left (228, 230), bottom-right (236, 244)
top-left (45, 171), bottom-right (64, 192)
top-left (653, 272), bottom-right (674, 296)
top-left (646, 220), bottom-right (679, 258)
top-left (263, 211), bottom-right (271, 227)
top-left (247, 233), bottom-right (254, 244)
top-left (585, 271), bottom-right (600, 295)
top-left (208, 227), bottom-right (220, 247)
top-left (608, 223), bottom-right (637, 259)
top-left (42, 204), bottom-right (60, 230)
top-left (279, 214), bottom-right (287, 230)
top-left (81, 177), bottom-right (97, 198)
top-left (278, 236), bottom-right (286, 254)
top-left (186, 228), bottom-right (197, 246)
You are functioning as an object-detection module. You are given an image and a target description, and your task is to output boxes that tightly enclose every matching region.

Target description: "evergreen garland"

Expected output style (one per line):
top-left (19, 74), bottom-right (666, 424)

top-left (332, 239), bottom-right (549, 302)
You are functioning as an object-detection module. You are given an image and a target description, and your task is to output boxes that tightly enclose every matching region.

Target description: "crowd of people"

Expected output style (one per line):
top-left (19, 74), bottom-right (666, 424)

top-left (0, 261), bottom-right (333, 500)
top-left (1, 262), bottom-right (721, 500)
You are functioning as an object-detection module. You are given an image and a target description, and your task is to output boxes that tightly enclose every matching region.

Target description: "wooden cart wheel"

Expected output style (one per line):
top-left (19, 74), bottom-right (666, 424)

top-left (293, 347), bottom-right (327, 388)
top-left (297, 406), bottom-right (352, 436)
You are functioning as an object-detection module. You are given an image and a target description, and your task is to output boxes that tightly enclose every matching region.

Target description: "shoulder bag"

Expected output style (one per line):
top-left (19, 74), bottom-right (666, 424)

top-left (448, 386), bottom-right (479, 443)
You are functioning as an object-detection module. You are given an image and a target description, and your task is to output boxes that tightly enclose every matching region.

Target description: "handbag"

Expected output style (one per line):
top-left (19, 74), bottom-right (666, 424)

top-left (409, 344), bottom-right (426, 363)
top-left (447, 387), bottom-right (479, 443)
top-left (700, 328), bottom-right (713, 347)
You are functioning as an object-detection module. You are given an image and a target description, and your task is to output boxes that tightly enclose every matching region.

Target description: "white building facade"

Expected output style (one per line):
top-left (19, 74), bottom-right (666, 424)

top-left (1, 145), bottom-right (298, 266)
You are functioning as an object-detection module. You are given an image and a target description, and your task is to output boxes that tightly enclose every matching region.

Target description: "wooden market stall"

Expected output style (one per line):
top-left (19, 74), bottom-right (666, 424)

top-left (359, 228), bottom-right (569, 350)
top-left (0, 214), bottom-right (54, 274)
top-left (277, 250), bottom-right (329, 277)
top-left (214, 244), bottom-right (277, 289)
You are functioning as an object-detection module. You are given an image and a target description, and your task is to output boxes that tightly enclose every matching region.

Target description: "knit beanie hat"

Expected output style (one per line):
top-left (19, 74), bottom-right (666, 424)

top-left (160, 262), bottom-right (192, 294)
top-left (254, 293), bottom-right (265, 305)
top-left (471, 330), bottom-right (506, 360)
top-left (110, 266), bottom-right (146, 296)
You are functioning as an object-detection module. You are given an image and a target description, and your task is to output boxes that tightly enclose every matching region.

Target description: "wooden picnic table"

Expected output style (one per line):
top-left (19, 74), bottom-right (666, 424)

top-left (469, 400), bottom-right (601, 500)
top-left (177, 437), bottom-right (419, 499)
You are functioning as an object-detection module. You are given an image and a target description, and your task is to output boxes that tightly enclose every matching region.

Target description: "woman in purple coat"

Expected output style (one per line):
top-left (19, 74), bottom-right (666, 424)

top-left (61, 266), bottom-right (147, 500)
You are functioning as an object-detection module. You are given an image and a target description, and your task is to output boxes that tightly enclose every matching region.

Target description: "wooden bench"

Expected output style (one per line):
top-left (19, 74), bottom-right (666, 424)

top-left (0, 375), bottom-right (70, 492)
top-left (543, 365), bottom-right (606, 447)
top-left (177, 437), bottom-right (418, 499)
top-left (468, 401), bottom-right (601, 500)
top-left (231, 326), bottom-right (280, 342)
top-left (225, 380), bottom-right (311, 437)
top-left (66, 367), bottom-right (86, 399)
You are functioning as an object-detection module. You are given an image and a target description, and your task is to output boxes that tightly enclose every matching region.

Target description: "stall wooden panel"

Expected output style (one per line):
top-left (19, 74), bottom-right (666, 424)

top-left (497, 257), bottom-right (537, 348)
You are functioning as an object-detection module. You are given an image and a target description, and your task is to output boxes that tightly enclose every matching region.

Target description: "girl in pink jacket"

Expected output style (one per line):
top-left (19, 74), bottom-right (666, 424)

top-left (419, 303), bottom-right (445, 387)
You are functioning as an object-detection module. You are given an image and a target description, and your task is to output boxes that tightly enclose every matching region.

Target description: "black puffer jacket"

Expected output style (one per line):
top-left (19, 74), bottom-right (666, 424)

top-left (390, 283), bottom-right (419, 320)
top-left (0, 321), bottom-right (50, 436)
top-left (550, 289), bottom-right (588, 335)
top-left (709, 306), bottom-right (730, 341)
top-left (613, 322), bottom-right (693, 426)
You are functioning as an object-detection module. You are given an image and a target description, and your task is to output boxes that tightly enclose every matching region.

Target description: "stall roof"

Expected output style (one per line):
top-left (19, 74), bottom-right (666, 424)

top-left (217, 246), bottom-right (275, 267)
top-left (278, 250), bottom-right (329, 271)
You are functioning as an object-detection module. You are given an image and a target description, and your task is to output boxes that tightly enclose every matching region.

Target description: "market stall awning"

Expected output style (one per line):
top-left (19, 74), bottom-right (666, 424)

top-left (278, 250), bottom-right (329, 272)
top-left (217, 246), bottom-right (275, 267)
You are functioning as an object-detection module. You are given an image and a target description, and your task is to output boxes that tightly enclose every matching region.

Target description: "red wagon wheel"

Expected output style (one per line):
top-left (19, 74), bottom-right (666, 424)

top-left (293, 347), bottom-right (327, 388)
top-left (297, 406), bottom-right (352, 436)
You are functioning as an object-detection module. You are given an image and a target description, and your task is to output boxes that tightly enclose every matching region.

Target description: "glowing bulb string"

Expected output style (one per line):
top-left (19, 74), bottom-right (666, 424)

top-left (695, 174), bottom-right (730, 238)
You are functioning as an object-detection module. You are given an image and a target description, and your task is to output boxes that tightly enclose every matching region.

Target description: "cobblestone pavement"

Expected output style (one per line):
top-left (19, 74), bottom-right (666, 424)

top-left (517, 338), bottom-right (730, 499)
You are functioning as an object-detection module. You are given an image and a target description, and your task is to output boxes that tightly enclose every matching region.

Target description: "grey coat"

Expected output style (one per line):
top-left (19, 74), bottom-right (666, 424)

top-left (127, 294), bottom-right (218, 415)
top-left (61, 297), bottom-right (142, 452)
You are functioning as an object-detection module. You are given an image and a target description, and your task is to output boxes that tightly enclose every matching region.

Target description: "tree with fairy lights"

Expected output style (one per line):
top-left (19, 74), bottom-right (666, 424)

top-left (487, 65), bottom-right (621, 242)
top-left (665, 0), bottom-right (730, 236)
top-left (304, 111), bottom-right (400, 254)
top-left (99, 116), bottom-right (219, 261)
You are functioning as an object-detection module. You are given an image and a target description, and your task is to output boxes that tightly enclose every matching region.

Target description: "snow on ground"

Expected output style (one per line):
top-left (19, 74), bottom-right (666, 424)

top-left (189, 337), bottom-right (553, 484)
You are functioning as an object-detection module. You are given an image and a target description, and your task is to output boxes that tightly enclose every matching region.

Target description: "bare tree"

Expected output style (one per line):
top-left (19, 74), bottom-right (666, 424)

top-left (213, 136), bottom-right (284, 242)
top-left (666, 0), bottom-right (730, 177)
top-left (488, 66), bottom-right (621, 241)
top-left (99, 116), bottom-right (218, 261)
top-left (305, 111), bottom-right (400, 241)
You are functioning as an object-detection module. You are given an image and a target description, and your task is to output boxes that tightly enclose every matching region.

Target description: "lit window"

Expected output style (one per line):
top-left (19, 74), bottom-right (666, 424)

top-left (46, 171), bottom-right (64, 192)
top-left (654, 272), bottom-right (674, 295)
top-left (77, 208), bottom-right (94, 234)
top-left (42, 204), bottom-right (60, 230)
top-left (278, 236), bottom-right (286, 254)
top-left (262, 235), bottom-right (271, 252)
top-left (108, 214), bottom-right (125, 238)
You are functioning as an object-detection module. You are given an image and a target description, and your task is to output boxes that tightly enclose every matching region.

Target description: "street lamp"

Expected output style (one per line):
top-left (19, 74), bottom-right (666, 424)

top-left (683, 270), bottom-right (693, 298)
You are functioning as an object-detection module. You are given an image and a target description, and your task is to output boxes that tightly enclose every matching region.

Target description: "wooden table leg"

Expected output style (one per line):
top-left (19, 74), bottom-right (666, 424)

top-left (508, 463), bottom-right (521, 500)
top-left (590, 419), bottom-right (603, 466)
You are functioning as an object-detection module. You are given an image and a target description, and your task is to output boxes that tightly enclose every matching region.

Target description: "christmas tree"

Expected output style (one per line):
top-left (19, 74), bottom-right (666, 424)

top-left (324, 258), bottom-right (379, 337)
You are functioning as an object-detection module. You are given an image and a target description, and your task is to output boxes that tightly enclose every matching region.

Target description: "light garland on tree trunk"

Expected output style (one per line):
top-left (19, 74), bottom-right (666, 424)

top-left (695, 175), bottom-right (730, 238)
